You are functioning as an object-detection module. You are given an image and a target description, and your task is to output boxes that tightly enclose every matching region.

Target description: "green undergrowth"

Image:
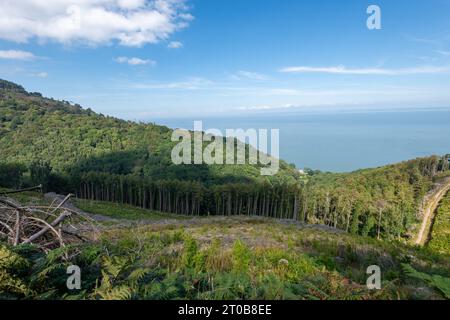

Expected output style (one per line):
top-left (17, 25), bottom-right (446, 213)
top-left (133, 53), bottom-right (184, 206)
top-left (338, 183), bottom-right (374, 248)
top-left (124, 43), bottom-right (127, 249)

top-left (427, 191), bottom-right (450, 255)
top-left (73, 198), bottom-right (187, 221)
top-left (1, 217), bottom-right (449, 300)
top-left (0, 188), bottom-right (49, 206)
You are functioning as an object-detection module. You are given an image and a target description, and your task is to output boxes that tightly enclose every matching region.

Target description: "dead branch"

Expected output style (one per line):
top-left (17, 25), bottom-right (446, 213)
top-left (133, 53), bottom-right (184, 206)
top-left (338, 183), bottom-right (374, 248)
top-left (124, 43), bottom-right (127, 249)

top-left (48, 193), bottom-right (72, 215)
top-left (0, 190), bottom-right (97, 253)
top-left (0, 197), bottom-right (21, 210)
top-left (24, 211), bottom-right (70, 244)
top-left (0, 185), bottom-right (42, 195)
top-left (13, 209), bottom-right (21, 246)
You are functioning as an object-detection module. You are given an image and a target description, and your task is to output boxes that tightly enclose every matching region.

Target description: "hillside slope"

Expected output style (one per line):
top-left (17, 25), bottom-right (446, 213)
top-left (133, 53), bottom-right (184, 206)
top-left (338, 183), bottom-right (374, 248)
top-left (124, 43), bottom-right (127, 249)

top-left (1, 190), bottom-right (449, 300)
top-left (1, 79), bottom-right (449, 241)
top-left (300, 157), bottom-right (450, 240)
top-left (0, 79), bottom-right (300, 186)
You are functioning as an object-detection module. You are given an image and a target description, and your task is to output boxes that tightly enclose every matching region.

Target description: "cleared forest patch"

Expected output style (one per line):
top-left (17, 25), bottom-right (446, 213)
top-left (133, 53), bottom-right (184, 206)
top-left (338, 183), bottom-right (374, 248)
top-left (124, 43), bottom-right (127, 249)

top-left (3, 210), bottom-right (449, 300)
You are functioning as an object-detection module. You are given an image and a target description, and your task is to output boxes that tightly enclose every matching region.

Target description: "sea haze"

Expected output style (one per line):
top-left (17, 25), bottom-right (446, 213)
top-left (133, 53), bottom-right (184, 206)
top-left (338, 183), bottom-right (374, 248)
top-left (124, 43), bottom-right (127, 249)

top-left (153, 108), bottom-right (450, 173)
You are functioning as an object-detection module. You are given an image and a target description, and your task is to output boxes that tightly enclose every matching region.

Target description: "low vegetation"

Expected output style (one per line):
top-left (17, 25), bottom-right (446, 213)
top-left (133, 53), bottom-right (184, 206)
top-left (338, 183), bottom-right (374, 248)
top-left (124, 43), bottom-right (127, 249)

top-left (73, 198), bottom-right (186, 221)
top-left (428, 191), bottom-right (450, 254)
top-left (1, 213), bottom-right (449, 300)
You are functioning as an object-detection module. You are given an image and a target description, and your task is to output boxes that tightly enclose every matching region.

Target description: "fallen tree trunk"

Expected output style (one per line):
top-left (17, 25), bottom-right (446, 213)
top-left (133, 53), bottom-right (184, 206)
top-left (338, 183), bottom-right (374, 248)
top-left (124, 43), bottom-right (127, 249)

top-left (23, 210), bottom-right (71, 244)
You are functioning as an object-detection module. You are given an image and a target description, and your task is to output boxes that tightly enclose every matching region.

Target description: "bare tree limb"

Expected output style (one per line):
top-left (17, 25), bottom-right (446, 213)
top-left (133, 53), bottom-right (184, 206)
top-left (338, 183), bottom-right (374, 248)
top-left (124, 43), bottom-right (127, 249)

top-left (0, 185), bottom-right (42, 195)
top-left (13, 209), bottom-right (22, 246)
top-left (23, 211), bottom-right (71, 244)
top-left (49, 194), bottom-right (73, 215)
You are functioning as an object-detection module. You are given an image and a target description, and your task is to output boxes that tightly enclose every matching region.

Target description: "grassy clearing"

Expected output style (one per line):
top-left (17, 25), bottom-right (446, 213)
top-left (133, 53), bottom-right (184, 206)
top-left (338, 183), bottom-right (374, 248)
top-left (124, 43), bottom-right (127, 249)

top-left (2, 216), bottom-right (449, 300)
top-left (428, 191), bottom-right (450, 255)
top-left (0, 188), bottom-right (49, 206)
top-left (73, 198), bottom-right (188, 221)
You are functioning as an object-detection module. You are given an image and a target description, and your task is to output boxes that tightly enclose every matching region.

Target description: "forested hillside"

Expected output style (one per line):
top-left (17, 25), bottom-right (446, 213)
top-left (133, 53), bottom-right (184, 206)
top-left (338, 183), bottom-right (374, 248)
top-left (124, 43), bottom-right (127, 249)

top-left (1, 79), bottom-right (449, 240)
top-left (0, 79), bottom-right (299, 185)
top-left (302, 157), bottom-right (450, 240)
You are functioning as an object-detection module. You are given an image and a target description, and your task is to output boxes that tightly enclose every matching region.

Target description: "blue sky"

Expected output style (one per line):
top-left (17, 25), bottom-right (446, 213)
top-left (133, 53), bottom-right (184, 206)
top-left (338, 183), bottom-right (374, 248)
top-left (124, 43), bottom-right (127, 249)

top-left (1, 0), bottom-right (450, 119)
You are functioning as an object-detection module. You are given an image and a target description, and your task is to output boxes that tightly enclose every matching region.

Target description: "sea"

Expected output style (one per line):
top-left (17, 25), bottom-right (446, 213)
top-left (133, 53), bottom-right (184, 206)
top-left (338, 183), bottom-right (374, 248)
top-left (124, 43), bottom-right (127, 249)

top-left (153, 108), bottom-right (450, 173)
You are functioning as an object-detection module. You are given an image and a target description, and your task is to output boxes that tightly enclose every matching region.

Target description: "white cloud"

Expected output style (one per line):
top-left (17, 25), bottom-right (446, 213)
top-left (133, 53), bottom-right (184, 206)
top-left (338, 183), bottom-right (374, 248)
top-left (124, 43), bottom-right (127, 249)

top-left (0, 0), bottom-right (193, 47)
top-left (231, 70), bottom-right (268, 81)
top-left (403, 34), bottom-right (442, 46)
top-left (115, 56), bottom-right (156, 65)
top-left (0, 50), bottom-right (35, 60)
top-left (437, 50), bottom-right (450, 56)
top-left (31, 72), bottom-right (48, 78)
top-left (178, 13), bottom-right (194, 21)
top-left (117, 0), bottom-right (146, 9)
top-left (168, 41), bottom-right (183, 48)
top-left (268, 88), bottom-right (301, 95)
top-left (279, 65), bottom-right (450, 75)
top-left (237, 104), bottom-right (304, 111)
top-left (234, 85), bottom-right (450, 112)
top-left (133, 77), bottom-right (213, 89)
